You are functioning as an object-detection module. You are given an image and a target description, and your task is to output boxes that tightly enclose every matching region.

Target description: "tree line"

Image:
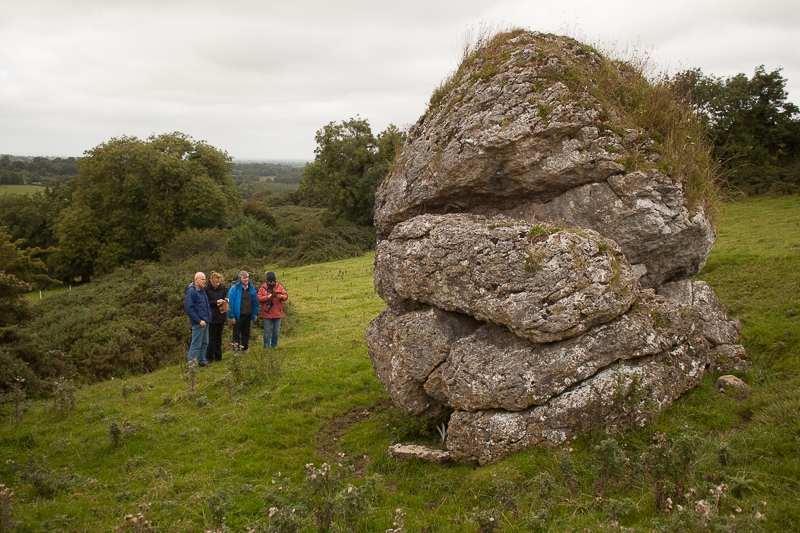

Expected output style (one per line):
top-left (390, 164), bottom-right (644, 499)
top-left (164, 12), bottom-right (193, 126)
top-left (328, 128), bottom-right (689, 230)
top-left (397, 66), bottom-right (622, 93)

top-left (229, 161), bottom-right (305, 199)
top-left (671, 66), bottom-right (800, 195)
top-left (0, 155), bottom-right (80, 187)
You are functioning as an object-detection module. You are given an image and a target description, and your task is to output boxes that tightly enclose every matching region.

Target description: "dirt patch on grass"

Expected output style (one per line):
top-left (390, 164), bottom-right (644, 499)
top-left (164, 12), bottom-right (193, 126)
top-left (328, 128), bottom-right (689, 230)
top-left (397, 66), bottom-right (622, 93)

top-left (316, 400), bottom-right (389, 474)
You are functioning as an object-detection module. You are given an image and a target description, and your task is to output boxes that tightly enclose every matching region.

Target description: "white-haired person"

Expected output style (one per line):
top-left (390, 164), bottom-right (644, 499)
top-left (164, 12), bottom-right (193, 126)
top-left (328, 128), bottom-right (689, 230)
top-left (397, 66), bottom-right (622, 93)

top-left (184, 272), bottom-right (212, 367)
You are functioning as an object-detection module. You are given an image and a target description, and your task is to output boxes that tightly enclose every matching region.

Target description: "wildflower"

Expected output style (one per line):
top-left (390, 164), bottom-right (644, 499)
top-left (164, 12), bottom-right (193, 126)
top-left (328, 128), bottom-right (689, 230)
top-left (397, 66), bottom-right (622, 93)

top-left (269, 507), bottom-right (278, 518)
top-left (755, 510), bottom-right (767, 521)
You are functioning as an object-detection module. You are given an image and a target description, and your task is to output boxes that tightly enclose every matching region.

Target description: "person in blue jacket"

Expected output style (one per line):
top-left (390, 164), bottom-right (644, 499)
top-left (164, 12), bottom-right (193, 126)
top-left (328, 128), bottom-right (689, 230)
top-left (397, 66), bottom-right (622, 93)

top-left (184, 271), bottom-right (212, 367)
top-left (227, 270), bottom-right (259, 352)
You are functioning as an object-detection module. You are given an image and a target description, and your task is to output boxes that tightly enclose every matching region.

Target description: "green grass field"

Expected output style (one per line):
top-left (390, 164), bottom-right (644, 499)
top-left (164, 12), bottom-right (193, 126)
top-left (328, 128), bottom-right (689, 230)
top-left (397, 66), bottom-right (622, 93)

top-left (0, 184), bottom-right (47, 196)
top-left (1, 197), bottom-right (798, 532)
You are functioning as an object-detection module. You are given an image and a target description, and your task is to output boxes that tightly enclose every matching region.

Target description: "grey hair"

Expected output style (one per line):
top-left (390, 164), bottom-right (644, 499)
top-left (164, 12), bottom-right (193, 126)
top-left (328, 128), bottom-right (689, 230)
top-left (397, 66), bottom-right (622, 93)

top-left (238, 270), bottom-right (249, 278)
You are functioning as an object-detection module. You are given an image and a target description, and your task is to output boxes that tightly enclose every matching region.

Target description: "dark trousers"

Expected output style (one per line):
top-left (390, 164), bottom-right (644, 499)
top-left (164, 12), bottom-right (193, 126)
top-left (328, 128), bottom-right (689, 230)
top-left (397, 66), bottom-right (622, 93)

top-left (206, 322), bottom-right (224, 361)
top-left (232, 314), bottom-right (252, 350)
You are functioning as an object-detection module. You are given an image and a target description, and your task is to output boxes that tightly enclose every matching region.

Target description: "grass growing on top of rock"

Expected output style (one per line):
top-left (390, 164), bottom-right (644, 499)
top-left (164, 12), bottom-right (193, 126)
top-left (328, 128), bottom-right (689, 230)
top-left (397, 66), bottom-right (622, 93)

top-left (1, 196), bottom-right (799, 532)
top-left (426, 28), bottom-right (721, 215)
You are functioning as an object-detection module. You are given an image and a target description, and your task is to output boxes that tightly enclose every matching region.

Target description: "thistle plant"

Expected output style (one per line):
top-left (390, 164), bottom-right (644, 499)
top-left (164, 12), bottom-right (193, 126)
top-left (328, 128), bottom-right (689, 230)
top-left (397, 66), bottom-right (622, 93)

top-left (223, 372), bottom-right (234, 401)
top-left (109, 419), bottom-right (146, 448)
top-left (121, 381), bottom-right (135, 404)
top-left (120, 503), bottom-right (154, 532)
top-left (0, 484), bottom-right (16, 532)
top-left (51, 376), bottom-right (77, 414)
top-left (8, 377), bottom-right (25, 424)
top-left (186, 359), bottom-right (199, 394)
top-left (260, 458), bottom-right (381, 532)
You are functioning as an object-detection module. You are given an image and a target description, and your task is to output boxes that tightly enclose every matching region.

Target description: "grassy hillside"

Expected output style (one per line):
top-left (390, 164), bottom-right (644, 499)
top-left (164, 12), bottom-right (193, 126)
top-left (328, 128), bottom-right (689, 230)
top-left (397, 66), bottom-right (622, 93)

top-left (1, 197), bottom-right (799, 532)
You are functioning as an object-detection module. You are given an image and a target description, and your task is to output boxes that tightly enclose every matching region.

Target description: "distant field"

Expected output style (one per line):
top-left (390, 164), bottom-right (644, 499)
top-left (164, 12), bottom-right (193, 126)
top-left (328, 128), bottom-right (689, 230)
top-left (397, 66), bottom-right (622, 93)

top-left (0, 184), bottom-right (47, 195)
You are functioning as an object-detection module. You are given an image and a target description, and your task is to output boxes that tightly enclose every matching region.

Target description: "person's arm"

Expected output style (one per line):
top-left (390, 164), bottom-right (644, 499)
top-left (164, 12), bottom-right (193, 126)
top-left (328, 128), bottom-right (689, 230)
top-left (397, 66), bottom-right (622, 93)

top-left (185, 290), bottom-right (201, 324)
top-left (257, 284), bottom-right (270, 302)
top-left (227, 286), bottom-right (237, 323)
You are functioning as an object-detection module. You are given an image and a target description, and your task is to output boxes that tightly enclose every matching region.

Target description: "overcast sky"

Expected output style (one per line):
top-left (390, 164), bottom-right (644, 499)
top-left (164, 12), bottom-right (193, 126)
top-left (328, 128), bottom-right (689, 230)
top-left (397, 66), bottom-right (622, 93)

top-left (2, 0), bottom-right (798, 161)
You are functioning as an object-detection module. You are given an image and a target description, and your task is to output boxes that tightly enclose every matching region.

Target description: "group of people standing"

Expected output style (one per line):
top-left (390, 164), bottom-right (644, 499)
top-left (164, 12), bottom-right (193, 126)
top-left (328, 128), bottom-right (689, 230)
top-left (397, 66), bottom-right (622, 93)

top-left (184, 270), bottom-right (289, 367)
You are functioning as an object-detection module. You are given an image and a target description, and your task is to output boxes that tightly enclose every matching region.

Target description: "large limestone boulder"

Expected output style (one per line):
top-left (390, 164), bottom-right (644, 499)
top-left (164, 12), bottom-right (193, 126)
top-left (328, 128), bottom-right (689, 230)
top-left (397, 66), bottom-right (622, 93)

top-left (367, 30), bottom-right (745, 464)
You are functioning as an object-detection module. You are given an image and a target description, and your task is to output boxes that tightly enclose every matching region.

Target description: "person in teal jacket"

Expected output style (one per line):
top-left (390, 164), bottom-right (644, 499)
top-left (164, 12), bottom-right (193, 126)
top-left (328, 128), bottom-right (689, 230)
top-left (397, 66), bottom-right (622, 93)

top-left (227, 270), bottom-right (259, 352)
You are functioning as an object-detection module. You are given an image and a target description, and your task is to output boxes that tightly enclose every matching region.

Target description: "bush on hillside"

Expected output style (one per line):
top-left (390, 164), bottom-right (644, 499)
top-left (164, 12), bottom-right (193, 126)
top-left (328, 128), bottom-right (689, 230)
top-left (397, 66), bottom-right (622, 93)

top-left (162, 228), bottom-right (229, 262)
top-left (223, 212), bottom-right (375, 265)
top-left (0, 327), bottom-right (74, 398)
top-left (242, 198), bottom-right (278, 226)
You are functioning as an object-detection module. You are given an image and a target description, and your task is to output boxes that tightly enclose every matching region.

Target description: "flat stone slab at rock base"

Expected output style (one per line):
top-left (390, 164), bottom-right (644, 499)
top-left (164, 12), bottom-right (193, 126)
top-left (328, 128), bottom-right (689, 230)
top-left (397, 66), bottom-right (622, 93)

top-left (375, 213), bottom-right (638, 343)
top-left (446, 344), bottom-right (712, 465)
top-left (386, 444), bottom-right (451, 466)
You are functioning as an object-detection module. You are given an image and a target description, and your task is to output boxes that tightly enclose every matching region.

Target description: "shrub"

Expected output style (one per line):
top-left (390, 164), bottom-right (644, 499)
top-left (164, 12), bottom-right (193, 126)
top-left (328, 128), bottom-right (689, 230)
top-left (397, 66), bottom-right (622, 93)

top-left (161, 228), bottom-right (228, 262)
top-left (243, 198), bottom-right (278, 226)
top-left (0, 327), bottom-right (73, 399)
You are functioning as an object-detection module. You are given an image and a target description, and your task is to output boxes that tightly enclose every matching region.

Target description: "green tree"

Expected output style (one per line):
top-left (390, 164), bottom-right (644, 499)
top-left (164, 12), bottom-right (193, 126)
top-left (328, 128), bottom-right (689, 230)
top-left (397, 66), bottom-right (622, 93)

top-left (673, 66), bottom-right (800, 193)
top-left (0, 227), bottom-right (58, 326)
top-left (299, 118), bottom-right (406, 225)
top-left (0, 186), bottom-right (69, 252)
top-left (55, 133), bottom-right (240, 280)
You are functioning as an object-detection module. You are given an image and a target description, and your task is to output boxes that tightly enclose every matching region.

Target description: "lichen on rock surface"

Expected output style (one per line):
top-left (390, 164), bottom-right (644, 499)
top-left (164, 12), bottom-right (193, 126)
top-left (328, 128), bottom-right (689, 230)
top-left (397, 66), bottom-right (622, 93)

top-left (367, 29), bottom-right (744, 464)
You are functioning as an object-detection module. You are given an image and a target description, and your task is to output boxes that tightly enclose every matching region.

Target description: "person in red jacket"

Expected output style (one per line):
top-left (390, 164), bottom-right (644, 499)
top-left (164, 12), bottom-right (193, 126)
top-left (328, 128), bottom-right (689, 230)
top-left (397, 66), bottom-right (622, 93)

top-left (257, 271), bottom-right (288, 348)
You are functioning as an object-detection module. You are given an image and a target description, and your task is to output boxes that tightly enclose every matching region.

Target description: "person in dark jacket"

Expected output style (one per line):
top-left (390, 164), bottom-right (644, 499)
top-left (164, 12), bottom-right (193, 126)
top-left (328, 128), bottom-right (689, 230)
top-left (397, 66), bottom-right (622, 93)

top-left (257, 271), bottom-right (288, 348)
top-left (227, 270), bottom-right (258, 352)
top-left (204, 270), bottom-right (229, 363)
top-left (184, 272), bottom-right (212, 367)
